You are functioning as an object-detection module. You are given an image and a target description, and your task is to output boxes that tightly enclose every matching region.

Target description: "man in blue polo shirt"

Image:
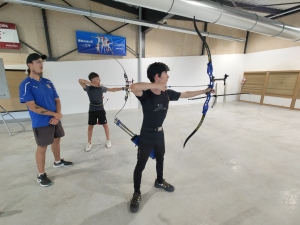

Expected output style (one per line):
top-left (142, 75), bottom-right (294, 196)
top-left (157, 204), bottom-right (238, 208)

top-left (19, 53), bottom-right (73, 187)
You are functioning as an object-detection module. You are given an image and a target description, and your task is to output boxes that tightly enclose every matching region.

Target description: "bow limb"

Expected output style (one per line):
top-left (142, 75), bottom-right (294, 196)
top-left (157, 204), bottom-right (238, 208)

top-left (183, 17), bottom-right (214, 148)
top-left (107, 36), bottom-right (130, 119)
top-left (113, 57), bottom-right (130, 119)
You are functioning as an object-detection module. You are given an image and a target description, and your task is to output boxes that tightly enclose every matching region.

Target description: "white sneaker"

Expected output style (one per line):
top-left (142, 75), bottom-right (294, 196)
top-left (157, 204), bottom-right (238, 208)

top-left (106, 140), bottom-right (112, 148)
top-left (86, 143), bottom-right (92, 152)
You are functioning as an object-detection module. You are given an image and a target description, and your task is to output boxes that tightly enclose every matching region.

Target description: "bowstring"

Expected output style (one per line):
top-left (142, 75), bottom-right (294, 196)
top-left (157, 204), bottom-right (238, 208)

top-left (166, 21), bottom-right (194, 146)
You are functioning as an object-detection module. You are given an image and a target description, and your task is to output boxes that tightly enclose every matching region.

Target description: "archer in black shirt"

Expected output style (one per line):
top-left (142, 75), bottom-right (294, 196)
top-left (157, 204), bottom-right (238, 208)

top-left (129, 62), bottom-right (213, 213)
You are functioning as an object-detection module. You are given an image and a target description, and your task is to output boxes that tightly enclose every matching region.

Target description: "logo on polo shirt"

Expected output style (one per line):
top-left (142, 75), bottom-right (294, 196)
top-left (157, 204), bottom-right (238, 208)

top-left (46, 84), bottom-right (51, 88)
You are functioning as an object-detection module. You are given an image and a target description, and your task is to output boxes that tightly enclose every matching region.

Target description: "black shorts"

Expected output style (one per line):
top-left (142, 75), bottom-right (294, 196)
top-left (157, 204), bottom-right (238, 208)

top-left (88, 110), bottom-right (107, 125)
top-left (33, 121), bottom-right (65, 146)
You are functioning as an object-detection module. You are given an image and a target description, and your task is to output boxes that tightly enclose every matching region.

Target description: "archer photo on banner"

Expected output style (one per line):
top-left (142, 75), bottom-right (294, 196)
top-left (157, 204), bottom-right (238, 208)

top-left (76, 30), bottom-right (126, 56)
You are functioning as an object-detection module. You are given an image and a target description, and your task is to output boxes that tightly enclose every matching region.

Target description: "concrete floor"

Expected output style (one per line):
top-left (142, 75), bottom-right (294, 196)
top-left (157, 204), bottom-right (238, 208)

top-left (0, 102), bottom-right (300, 225)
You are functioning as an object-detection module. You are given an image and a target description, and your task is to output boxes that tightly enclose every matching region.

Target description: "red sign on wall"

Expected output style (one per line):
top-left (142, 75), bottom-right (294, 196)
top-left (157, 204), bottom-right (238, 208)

top-left (0, 22), bottom-right (20, 50)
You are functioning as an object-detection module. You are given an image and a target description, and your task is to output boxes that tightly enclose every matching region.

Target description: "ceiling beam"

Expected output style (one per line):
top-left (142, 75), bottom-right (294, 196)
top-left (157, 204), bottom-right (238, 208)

top-left (267, 5), bottom-right (300, 19)
top-left (0, 3), bottom-right (8, 8)
top-left (210, 0), bottom-right (282, 14)
top-left (91, 0), bottom-right (138, 15)
top-left (141, 8), bottom-right (171, 33)
top-left (262, 2), bottom-right (300, 7)
top-left (230, 0), bottom-right (237, 8)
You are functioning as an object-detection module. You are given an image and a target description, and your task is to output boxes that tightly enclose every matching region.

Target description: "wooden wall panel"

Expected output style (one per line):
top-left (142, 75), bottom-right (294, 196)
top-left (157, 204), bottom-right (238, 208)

top-left (0, 70), bottom-right (28, 112)
top-left (266, 72), bottom-right (298, 97)
top-left (291, 73), bottom-right (300, 109)
top-left (241, 73), bottom-right (266, 94)
top-left (241, 71), bottom-right (300, 110)
top-left (260, 72), bottom-right (269, 104)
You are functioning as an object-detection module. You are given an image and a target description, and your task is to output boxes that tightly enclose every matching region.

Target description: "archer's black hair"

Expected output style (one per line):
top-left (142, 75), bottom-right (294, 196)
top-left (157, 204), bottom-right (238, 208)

top-left (147, 62), bottom-right (170, 83)
top-left (88, 72), bottom-right (99, 81)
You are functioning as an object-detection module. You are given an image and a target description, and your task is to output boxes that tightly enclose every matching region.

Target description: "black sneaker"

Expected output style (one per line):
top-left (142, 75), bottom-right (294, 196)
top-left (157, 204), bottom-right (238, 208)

top-left (37, 173), bottom-right (52, 187)
top-left (130, 192), bottom-right (141, 213)
top-left (53, 159), bottom-right (73, 168)
top-left (154, 179), bottom-right (175, 192)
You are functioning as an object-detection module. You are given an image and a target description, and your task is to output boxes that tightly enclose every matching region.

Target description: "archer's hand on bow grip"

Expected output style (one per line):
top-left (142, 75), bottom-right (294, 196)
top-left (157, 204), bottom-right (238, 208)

top-left (205, 87), bottom-right (215, 95)
top-left (202, 91), bottom-right (213, 115)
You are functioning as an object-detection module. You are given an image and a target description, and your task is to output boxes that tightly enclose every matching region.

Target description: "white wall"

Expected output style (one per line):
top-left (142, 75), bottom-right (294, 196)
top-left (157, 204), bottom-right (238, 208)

top-left (1, 55), bottom-right (243, 120)
top-left (44, 54), bottom-right (244, 114)
top-left (241, 46), bottom-right (300, 109)
top-left (142, 55), bottom-right (245, 106)
top-left (43, 59), bottom-right (139, 115)
top-left (3, 46), bottom-right (300, 119)
top-left (244, 46), bottom-right (300, 71)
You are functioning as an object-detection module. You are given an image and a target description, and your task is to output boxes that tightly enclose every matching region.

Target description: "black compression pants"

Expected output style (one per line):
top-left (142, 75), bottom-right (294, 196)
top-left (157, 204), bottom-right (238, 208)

top-left (133, 139), bottom-right (165, 193)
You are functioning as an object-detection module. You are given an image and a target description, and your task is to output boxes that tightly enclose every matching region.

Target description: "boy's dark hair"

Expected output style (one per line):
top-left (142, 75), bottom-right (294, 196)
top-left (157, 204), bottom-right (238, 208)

top-left (147, 62), bottom-right (170, 83)
top-left (88, 72), bottom-right (99, 81)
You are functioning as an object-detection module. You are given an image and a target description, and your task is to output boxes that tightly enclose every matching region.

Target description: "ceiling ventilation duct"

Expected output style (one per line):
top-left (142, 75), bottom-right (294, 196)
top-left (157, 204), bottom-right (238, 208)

top-left (114, 0), bottom-right (300, 42)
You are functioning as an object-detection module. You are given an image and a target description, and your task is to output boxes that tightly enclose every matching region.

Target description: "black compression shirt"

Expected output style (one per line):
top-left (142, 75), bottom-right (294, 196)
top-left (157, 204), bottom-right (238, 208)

top-left (137, 89), bottom-right (180, 127)
top-left (136, 89), bottom-right (180, 144)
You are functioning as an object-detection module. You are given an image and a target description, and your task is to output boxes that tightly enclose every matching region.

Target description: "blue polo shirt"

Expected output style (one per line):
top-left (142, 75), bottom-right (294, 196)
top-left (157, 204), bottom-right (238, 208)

top-left (19, 77), bottom-right (59, 128)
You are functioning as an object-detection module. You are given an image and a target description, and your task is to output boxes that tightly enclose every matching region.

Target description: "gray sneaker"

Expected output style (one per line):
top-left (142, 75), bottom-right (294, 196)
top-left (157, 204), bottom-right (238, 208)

top-left (37, 173), bottom-right (52, 187)
top-left (53, 159), bottom-right (73, 168)
top-left (154, 179), bottom-right (175, 192)
top-left (130, 192), bottom-right (141, 213)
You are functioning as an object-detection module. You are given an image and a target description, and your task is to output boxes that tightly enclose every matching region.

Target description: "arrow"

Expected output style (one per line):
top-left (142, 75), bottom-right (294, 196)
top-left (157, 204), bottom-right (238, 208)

top-left (188, 92), bottom-right (250, 100)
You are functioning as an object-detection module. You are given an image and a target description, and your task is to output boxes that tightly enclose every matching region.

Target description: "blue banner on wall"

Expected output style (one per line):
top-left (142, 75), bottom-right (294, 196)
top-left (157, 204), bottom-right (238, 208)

top-left (76, 30), bottom-right (126, 56)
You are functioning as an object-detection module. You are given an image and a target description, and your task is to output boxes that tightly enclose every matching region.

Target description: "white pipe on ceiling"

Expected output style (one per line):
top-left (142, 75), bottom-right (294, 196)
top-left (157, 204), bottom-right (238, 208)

top-left (114, 0), bottom-right (300, 42)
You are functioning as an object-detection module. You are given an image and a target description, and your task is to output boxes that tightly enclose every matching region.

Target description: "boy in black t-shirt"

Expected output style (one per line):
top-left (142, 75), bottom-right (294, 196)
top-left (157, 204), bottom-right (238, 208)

top-left (79, 72), bottom-right (126, 151)
top-left (129, 62), bottom-right (213, 213)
